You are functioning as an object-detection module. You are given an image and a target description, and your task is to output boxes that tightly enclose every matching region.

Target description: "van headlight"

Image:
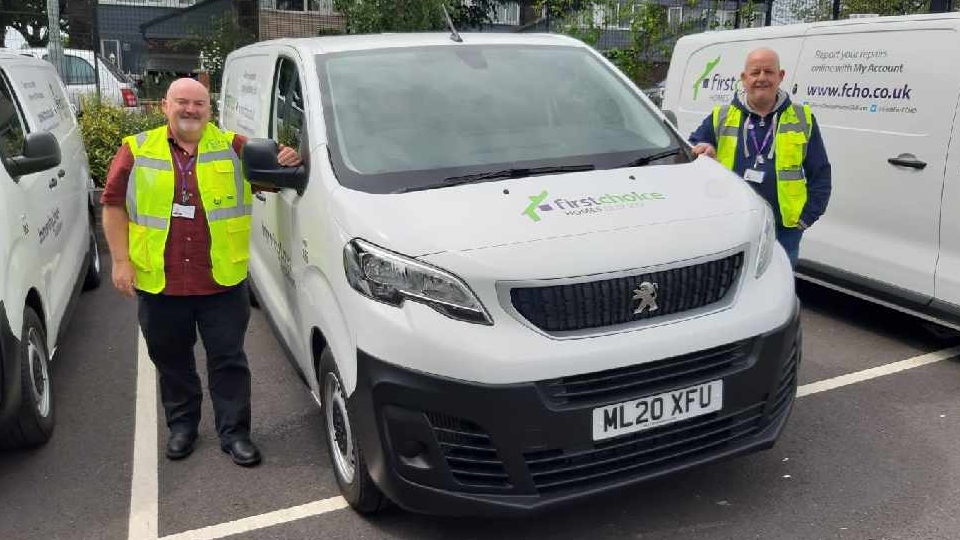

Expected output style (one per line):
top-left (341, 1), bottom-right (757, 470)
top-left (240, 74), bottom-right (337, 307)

top-left (344, 239), bottom-right (492, 325)
top-left (755, 204), bottom-right (776, 278)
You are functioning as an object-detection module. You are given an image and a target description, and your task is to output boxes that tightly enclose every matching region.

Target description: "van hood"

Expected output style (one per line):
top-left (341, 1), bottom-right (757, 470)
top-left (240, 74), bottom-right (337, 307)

top-left (331, 157), bottom-right (761, 257)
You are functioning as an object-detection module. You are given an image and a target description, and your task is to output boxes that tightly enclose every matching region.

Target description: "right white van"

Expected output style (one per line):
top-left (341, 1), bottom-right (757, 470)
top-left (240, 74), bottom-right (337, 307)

top-left (663, 12), bottom-right (960, 332)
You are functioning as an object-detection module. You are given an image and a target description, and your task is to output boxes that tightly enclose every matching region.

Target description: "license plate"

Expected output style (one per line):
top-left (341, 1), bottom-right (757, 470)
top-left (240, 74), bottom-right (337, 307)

top-left (592, 380), bottom-right (723, 441)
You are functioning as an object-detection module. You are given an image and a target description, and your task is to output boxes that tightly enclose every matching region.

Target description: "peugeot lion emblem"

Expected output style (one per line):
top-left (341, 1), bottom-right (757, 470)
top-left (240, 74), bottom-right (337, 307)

top-left (632, 281), bottom-right (659, 315)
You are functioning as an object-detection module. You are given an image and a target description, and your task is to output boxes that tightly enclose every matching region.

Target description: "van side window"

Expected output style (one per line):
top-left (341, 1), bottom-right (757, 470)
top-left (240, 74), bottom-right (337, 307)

top-left (60, 55), bottom-right (96, 85)
top-left (271, 57), bottom-right (304, 150)
top-left (0, 73), bottom-right (27, 164)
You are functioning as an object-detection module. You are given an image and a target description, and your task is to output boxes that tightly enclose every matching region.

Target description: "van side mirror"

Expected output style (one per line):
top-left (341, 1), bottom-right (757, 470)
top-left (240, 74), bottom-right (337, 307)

top-left (4, 131), bottom-right (61, 178)
top-left (241, 138), bottom-right (308, 195)
top-left (662, 109), bottom-right (678, 128)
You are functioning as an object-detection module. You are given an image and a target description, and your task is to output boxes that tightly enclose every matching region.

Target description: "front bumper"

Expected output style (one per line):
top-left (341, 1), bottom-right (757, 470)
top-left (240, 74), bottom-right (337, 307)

top-left (0, 301), bottom-right (23, 427)
top-left (350, 300), bottom-right (801, 516)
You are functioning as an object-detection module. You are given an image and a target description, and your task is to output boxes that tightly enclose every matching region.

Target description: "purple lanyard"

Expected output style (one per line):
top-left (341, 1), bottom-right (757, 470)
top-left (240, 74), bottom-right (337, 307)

top-left (749, 122), bottom-right (774, 158)
top-left (175, 154), bottom-right (196, 205)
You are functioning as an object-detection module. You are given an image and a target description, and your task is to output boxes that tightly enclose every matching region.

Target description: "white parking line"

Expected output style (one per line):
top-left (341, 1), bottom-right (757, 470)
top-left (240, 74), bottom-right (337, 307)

top-left (128, 329), bottom-right (159, 540)
top-left (135, 344), bottom-right (960, 540)
top-left (158, 497), bottom-right (349, 540)
top-left (797, 345), bottom-right (960, 397)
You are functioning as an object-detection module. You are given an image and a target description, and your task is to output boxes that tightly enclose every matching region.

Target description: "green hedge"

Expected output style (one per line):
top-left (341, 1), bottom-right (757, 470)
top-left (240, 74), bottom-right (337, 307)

top-left (79, 101), bottom-right (167, 187)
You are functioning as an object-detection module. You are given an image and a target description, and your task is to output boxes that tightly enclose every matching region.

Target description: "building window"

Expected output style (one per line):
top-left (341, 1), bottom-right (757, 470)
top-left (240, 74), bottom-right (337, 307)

top-left (667, 6), bottom-right (683, 27)
top-left (491, 1), bottom-right (521, 25)
top-left (714, 9), bottom-right (736, 29)
top-left (260, 0), bottom-right (334, 12)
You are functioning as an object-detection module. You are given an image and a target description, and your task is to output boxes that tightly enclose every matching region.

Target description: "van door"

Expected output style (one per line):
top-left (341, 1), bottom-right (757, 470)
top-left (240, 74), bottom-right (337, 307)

top-left (11, 64), bottom-right (88, 319)
top-left (251, 53), bottom-right (307, 354)
top-left (795, 23), bottom-right (960, 298)
top-left (0, 69), bottom-right (57, 328)
top-left (934, 87), bottom-right (960, 309)
top-left (270, 53), bottom-right (309, 363)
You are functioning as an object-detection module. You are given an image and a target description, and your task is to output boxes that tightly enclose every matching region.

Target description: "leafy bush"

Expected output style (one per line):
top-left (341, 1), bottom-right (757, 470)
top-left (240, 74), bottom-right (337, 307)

top-left (79, 100), bottom-right (167, 187)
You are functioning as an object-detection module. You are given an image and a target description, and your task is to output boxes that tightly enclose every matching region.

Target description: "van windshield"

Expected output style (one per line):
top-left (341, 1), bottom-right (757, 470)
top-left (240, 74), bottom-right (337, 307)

top-left (317, 44), bottom-right (684, 194)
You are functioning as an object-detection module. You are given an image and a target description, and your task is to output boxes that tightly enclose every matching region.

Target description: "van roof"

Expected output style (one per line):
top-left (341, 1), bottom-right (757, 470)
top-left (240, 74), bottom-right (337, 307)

top-left (0, 49), bottom-right (51, 65)
top-left (240, 32), bottom-right (587, 56)
top-left (678, 11), bottom-right (960, 46)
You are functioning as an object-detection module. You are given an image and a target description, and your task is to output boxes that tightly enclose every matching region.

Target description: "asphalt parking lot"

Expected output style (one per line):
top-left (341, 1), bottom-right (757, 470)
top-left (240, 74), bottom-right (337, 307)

top-left (1, 237), bottom-right (959, 540)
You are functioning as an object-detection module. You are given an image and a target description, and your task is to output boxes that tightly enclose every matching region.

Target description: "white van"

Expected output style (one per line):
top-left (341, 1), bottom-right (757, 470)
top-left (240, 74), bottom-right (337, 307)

top-left (221, 32), bottom-right (800, 515)
top-left (10, 48), bottom-right (140, 113)
top-left (662, 12), bottom-right (960, 332)
top-left (0, 52), bottom-right (101, 449)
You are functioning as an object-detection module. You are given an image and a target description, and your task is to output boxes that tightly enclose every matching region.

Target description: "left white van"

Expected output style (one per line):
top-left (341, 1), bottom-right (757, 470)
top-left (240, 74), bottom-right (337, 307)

top-left (0, 51), bottom-right (102, 449)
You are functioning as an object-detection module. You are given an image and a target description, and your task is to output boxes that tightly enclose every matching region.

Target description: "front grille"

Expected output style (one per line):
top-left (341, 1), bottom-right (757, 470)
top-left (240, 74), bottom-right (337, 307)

top-left (539, 340), bottom-right (753, 407)
top-left (523, 401), bottom-right (766, 494)
top-left (510, 252), bottom-right (744, 333)
top-left (426, 412), bottom-right (511, 489)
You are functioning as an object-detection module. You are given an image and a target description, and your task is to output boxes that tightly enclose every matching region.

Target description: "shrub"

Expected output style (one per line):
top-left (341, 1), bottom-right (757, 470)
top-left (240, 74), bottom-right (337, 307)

top-left (79, 100), bottom-right (167, 187)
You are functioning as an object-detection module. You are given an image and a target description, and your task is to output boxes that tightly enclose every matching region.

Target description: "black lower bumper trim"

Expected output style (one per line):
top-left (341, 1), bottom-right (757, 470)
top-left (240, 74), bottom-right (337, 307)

top-left (349, 302), bottom-right (801, 516)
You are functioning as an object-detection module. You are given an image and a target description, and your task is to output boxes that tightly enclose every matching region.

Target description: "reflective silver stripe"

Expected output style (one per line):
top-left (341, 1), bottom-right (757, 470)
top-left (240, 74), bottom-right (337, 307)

top-left (197, 149), bottom-right (236, 163)
top-left (130, 214), bottom-right (168, 229)
top-left (793, 104), bottom-right (808, 136)
top-left (198, 147), bottom-right (245, 210)
top-left (717, 126), bottom-right (740, 137)
top-left (135, 132), bottom-right (147, 147)
top-left (126, 168), bottom-right (138, 218)
top-left (134, 156), bottom-right (173, 171)
top-left (715, 105), bottom-right (732, 134)
top-left (778, 122), bottom-right (806, 134)
top-left (208, 204), bottom-right (253, 221)
top-left (779, 170), bottom-right (805, 180)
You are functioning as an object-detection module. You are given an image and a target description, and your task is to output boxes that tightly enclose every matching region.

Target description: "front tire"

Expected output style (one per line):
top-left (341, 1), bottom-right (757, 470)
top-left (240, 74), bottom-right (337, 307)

top-left (319, 348), bottom-right (386, 514)
top-left (0, 307), bottom-right (55, 449)
top-left (82, 222), bottom-right (102, 291)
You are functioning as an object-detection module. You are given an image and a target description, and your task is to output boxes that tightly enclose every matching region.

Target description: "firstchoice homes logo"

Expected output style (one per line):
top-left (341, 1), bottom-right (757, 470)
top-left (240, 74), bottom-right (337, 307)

top-left (522, 190), bottom-right (667, 222)
top-left (692, 55), bottom-right (739, 100)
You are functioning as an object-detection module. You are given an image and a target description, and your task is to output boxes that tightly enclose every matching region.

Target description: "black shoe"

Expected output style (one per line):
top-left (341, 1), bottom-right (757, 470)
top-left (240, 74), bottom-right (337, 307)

top-left (222, 439), bottom-right (262, 467)
top-left (166, 431), bottom-right (197, 460)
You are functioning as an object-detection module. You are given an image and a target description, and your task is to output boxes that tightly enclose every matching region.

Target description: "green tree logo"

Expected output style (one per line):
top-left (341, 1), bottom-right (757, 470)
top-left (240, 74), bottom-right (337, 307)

top-left (693, 56), bottom-right (722, 100)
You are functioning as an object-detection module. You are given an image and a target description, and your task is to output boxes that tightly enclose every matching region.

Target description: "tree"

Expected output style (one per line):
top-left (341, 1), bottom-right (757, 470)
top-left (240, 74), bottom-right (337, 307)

top-left (332, 0), bottom-right (504, 33)
top-left (535, 0), bottom-right (713, 86)
top-left (176, 13), bottom-right (255, 91)
top-left (0, 0), bottom-right (69, 47)
top-left (783, 0), bottom-right (930, 22)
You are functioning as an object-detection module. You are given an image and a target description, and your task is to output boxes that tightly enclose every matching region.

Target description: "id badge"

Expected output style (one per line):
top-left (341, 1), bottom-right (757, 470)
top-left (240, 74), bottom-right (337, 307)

top-left (172, 203), bottom-right (196, 219)
top-left (743, 169), bottom-right (765, 184)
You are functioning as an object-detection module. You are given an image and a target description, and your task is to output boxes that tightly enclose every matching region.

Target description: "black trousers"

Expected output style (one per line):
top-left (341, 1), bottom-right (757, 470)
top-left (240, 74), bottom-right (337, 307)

top-left (137, 282), bottom-right (252, 445)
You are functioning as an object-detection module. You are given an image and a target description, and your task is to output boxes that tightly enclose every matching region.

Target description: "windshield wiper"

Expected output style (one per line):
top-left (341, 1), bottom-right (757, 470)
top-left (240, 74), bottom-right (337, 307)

top-left (620, 148), bottom-right (684, 168)
top-left (396, 164), bottom-right (595, 193)
top-left (443, 164), bottom-right (595, 185)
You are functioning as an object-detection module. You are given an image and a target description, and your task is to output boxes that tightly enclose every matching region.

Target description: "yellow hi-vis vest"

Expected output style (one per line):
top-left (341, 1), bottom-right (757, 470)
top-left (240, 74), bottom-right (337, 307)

top-left (124, 123), bottom-right (253, 294)
top-left (712, 103), bottom-right (813, 228)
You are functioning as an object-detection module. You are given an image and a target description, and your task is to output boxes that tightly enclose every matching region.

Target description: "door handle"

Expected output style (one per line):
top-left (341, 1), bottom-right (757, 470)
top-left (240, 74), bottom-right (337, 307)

top-left (887, 153), bottom-right (926, 170)
top-left (48, 177), bottom-right (58, 188)
top-left (255, 192), bottom-right (266, 202)
top-left (57, 169), bottom-right (66, 178)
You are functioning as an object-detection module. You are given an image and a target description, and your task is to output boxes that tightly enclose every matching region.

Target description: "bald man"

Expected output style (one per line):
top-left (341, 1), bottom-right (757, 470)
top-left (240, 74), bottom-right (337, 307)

top-left (101, 78), bottom-right (301, 466)
top-left (689, 48), bottom-right (831, 268)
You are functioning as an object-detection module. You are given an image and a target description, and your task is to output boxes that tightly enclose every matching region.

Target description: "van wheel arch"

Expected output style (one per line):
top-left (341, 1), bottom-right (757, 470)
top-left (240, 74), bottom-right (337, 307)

top-left (0, 305), bottom-right (54, 449)
top-left (317, 344), bottom-right (388, 514)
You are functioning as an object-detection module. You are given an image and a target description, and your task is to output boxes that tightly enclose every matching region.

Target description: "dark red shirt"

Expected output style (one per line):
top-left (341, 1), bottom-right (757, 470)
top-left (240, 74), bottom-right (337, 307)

top-left (101, 129), bottom-right (249, 296)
